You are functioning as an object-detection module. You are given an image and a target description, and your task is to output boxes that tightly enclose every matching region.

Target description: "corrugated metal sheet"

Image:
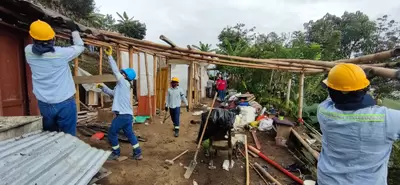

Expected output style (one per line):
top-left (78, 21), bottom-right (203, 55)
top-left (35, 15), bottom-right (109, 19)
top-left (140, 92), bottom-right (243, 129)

top-left (0, 131), bottom-right (111, 185)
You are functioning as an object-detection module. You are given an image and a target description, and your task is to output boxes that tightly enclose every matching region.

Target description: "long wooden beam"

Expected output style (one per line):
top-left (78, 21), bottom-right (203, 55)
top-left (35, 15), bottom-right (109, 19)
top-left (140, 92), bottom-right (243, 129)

top-left (73, 74), bottom-right (117, 84)
top-left (100, 32), bottom-right (399, 67)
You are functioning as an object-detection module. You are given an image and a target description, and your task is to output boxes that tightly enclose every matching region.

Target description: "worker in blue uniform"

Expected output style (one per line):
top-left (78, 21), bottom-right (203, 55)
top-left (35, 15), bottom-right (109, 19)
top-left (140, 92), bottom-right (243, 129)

top-left (25, 20), bottom-right (84, 136)
top-left (98, 46), bottom-right (143, 160)
top-left (165, 77), bottom-right (189, 137)
top-left (317, 63), bottom-right (400, 185)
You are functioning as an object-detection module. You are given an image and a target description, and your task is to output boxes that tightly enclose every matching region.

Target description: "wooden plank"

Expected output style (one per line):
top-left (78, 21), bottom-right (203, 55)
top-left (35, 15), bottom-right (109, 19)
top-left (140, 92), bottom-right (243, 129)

top-left (251, 130), bottom-right (261, 150)
top-left (74, 58), bottom-right (80, 112)
top-left (99, 47), bottom-right (104, 108)
top-left (144, 53), bottom-right (152, 119)
top-left (73, 75), bottom-right (117, 84)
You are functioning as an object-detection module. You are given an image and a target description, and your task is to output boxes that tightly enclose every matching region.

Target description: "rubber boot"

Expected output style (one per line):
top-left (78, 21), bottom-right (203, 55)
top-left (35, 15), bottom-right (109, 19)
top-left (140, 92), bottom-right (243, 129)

top-left (174, 129), bottom-right (179, 137)
top-left (133, 148), bottom-right (143, 160)
top-left (107, 153), bottom-right (120, 161)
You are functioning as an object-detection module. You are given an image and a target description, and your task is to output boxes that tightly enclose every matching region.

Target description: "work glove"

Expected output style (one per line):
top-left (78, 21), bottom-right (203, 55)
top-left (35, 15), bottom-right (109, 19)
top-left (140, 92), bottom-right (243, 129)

top-left (96, 84), bottom-right (103, 89)
top-left (165, 107), bottom-right (169, 112)
top-left (104, 46), bottom-right (113, 56)
top-left (186, 107), bottom-right (189, 112)
top-left (66, 20), bottom-right (79, 32)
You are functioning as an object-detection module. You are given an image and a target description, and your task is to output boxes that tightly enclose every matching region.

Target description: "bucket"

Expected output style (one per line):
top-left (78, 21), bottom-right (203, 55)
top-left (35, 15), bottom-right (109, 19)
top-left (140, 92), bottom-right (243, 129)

top-left (303, 180), bottom-right (316, 185)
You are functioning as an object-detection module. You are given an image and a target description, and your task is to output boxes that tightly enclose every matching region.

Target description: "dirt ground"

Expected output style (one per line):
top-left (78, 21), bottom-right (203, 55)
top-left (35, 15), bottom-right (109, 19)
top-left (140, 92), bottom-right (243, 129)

top-left (80, 101), bottom-right (301, 185)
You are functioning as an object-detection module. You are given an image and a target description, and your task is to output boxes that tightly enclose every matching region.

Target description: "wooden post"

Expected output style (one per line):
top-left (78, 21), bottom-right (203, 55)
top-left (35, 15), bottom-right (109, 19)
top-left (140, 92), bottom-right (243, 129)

top-left (153, 55), bottom-right (157, 116)
top-left (298, 73), bottom-right (305, 119)
top-left (99, 48), bottom-right (104, 108)
top-left (188, 62), bottom-right (194, 110)
top-left (194, 63), bottom-right (198, 105)
top-left (74, 58), bottom-right (80, 112)
top-left (129, 47), bottom-right (134, 111)
top-left (116, 45), bottom-right (121, 68)
top-left (144, 53), bottom-right (152, 119)
top-left (158, 56), bottom-right (162, 112)
top-left (286, 78), bottom-right (292, 107)
top-left (137, 53), bottom-right (141, 100)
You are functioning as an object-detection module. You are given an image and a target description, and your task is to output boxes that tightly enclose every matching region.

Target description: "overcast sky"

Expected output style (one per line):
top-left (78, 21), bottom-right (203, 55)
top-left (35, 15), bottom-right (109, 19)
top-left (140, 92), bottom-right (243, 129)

top-left (95, 0), bottom-right (400, 47)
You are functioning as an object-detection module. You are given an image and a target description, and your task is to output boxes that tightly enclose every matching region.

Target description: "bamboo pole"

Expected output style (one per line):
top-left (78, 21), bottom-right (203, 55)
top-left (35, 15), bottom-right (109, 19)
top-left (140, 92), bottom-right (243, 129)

top-left (159, 35), bottom-right (177, 47)
top-left (335, 48), bottom-right (400, 64)
top-left (99, 47), bottom-right (104, 108)
top-left (245, 135), bottom-right (250, 185)
top-left (129, 47), bottom-right (134, 111)
top-left (254, 162), bottom-right (282, 185)
top-left (298, 73), bottom-right (305, 120)
top-left (160, 52), bottom-right (325, 73)
top-left (74, 58), bottom-right (80, 112)
top-left (144, 53), bottom-right (153, 119)
top-left (269, 70), bottom-right (274, 87)
top-left (98, 30), bottom-right (400, 75)
top-left (153, 54), bottom-right (157, 116)
top-left (291, 128), bottom-right (320, 160)
top-left (286, 78), bottom-right (292, 107)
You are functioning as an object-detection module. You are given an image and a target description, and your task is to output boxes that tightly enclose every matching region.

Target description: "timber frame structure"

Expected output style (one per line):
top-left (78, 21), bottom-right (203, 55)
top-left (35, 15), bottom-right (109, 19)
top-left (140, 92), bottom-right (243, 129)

top-left (1, 0), bottom-right (400, 119)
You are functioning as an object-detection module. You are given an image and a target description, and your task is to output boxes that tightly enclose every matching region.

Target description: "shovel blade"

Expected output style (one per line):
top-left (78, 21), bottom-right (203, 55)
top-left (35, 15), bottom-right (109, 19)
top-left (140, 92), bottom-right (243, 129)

top-left (184, 160), bottom-right (197, 179)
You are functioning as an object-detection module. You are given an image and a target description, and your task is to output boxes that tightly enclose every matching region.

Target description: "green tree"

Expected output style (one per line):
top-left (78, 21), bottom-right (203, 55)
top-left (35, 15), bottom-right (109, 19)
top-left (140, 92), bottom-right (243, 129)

top-left (191, 42), bottom-right (218, 52)
top-left (60, 0), bottom-right (96, 19)
top-left (115, 11), bottom-right (146, 39)
top-left (304, 11), bottom-right (376, 60)
top-left (87, 13), bottom-right (116, 31)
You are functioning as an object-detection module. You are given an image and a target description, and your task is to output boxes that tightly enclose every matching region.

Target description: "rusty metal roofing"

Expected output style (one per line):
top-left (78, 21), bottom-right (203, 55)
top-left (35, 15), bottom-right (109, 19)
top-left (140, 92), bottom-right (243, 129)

top-left (0, 131), bottom-right (111, 185)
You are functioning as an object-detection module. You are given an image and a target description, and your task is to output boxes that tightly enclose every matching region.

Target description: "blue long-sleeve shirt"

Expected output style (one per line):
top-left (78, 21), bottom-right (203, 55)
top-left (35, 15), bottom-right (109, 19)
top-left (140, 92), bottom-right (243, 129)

top-left (165, 87), bottom-right (188, 109)
top-left (317, 98), bottom-right (400, 185)
top-left (25, 31), bottom-right (85, 103)
top-left (102, 56), bottom-right (133, 115)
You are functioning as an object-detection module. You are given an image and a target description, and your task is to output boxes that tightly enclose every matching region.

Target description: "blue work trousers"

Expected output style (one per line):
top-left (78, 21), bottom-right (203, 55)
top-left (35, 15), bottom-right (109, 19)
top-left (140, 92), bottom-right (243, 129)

top-left (38, 97), bottom-right (77, 136)
top-left (218, 90), bottom-right (226, 101)
top-left (169, 107), bottom-right (180, 130)
top-left (108, 114), bottom-right (141, 156)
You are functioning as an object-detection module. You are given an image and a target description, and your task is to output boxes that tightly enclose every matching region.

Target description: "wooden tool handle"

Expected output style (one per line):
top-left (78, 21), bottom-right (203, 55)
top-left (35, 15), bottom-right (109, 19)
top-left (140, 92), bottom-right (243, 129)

top-left (172, 149), bottom-right (189, 161)
top-left (193, 93), bottom-right (218, 160)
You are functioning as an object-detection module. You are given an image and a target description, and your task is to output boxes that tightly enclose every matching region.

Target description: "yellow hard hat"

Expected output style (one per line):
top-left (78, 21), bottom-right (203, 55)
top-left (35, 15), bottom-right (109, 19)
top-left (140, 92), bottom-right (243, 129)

top-left (325, 63), bottom-right (370, 91)
top-left (29, 20), bottom-right (55, 41)
top-left (171, 77), bottom-right (179, 82)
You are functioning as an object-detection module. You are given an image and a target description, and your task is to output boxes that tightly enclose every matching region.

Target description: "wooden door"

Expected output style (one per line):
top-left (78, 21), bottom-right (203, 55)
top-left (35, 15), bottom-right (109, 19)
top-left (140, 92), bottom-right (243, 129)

top-left (0, 27), bottom-right (27, 116)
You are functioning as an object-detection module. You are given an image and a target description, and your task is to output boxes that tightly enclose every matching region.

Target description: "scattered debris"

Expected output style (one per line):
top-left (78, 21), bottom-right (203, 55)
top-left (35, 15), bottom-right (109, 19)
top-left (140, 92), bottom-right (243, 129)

top-left (222, 160), bottom-right (235, 171)
top-left (192, 180), bottom-right (198, 185)
top-left (116, 156), bottom-right (128, 162)
top-left (88, 168), bottom-right (112, 185)
top-left (192, 111), bottom-right (203, 116)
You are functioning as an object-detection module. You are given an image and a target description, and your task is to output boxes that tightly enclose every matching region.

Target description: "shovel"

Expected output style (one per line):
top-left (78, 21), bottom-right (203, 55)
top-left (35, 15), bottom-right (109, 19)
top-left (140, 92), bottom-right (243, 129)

top-left (184, 93), bottom-right (218, 179)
